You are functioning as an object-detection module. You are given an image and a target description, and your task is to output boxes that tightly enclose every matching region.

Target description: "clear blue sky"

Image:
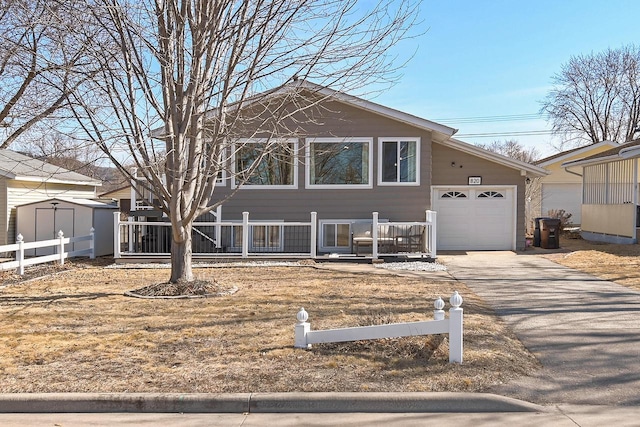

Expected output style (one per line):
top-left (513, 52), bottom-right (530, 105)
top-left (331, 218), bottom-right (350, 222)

top-left (370, 0), bottom-right (640, 158)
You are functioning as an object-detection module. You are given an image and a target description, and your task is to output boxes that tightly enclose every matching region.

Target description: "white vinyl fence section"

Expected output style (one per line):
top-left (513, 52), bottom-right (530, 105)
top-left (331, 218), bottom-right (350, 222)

top-left (0, 229), bottom-right (95, 275)
top-left (295, 291), bottom-right (463, 363)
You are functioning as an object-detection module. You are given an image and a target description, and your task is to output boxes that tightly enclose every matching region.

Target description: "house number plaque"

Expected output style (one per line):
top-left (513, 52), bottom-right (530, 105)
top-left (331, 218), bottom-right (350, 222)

top-left (468, 176), bottom-right (482, 185)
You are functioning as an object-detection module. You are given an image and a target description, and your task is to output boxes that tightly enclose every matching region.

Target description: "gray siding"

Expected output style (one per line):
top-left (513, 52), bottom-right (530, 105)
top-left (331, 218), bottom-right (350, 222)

top-left (210, 98), bottom-right (528, 251)
top-left (214, 99), bottom-right (435, 223)
top-left (0, 178), bottom-right (7, 246)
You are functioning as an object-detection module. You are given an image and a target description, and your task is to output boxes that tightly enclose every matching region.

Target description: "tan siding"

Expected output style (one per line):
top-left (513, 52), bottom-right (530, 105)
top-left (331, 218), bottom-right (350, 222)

top-left (102, 187), bottom-right (131, 200)
top-left (582, 204), bottom-right (635, 237)
top-left (6, 180), bottom-right (96, 244)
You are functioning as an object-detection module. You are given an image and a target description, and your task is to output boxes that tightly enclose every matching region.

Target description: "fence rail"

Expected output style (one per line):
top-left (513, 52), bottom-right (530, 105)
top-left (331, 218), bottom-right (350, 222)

top-left (0, 229), bottom-right (95, 275)
top-left (295, 291), bottom-right (463, 363)
top-left (114, 210), bottom-right (436, 259)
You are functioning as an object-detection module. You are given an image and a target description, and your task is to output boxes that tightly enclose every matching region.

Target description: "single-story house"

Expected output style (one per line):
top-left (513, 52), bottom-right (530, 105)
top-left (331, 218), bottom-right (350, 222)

top-left (0, 149), bottom-right (101, 246)
top-left (534, 141), bottom-right (619, 225)
top-left (186, 80), bottom-right (546, 252)
top-left (562, 139), bottom-right (640, 244)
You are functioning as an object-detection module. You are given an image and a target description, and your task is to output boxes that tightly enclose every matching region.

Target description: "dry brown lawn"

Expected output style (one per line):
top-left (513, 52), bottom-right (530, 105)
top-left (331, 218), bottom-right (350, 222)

top-left (544, 236), bottom-right (640, 291)
top-left (0, 260), bottom-right (538, 393)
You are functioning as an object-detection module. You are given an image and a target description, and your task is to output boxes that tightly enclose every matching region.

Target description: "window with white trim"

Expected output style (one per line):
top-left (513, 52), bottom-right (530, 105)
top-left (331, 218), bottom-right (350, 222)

top-left (379, 138), bottom-right (419, 185)
top-left (307, 138), bottom-right (372, 188)
top-left (233, 139), bottom-right (297, 188)
top-left (321, 222), bottom-right (351, 249)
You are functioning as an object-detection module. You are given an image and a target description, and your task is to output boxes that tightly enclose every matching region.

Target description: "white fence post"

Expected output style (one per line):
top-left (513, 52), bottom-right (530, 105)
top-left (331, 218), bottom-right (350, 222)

top-left (127, 216), bottom-right (134, 253)
top-left (372, 211), bottom-right (379, 260)
top-left (58, 230), bottom-right (65, 265)
top-left (89, 227), bottom-right (96, 259)
top-left (310, 212), bottom-right (317, 258)
top-left (16, 234), bottom-right (24, 275)
top-left (113, 212), bottom-right (121, 259)
top-left (294, 308), bottom-right (311, 349)
top-left (426, 210), bottom-right (437, 258)
top-left (242, 211), bottom-right (249, 258)
top-left (214, 205), bottom-right (222, 249)
top-left (448, 291), bottom-right (464, 363)
top-left (434, 297), bottom-right (445, 320)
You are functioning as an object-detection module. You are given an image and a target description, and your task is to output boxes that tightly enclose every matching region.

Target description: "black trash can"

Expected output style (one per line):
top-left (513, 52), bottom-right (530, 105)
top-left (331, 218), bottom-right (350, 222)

top-left (540, 218), bottom-right (561, 249)
top-left (533, 217), bottom-right (549, 247)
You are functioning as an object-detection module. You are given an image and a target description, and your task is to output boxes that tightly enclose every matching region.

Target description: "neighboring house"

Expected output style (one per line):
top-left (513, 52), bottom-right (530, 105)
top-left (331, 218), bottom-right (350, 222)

top-left (0, 149), bottom-right (101, 246)
top-left (99, 185), bottom-right (132, 215)
top-left (197, 80), bottom-right (546, 252)
top-left (562, 139), bottom-right (640, 244)
top-left (535, 141), bottom-right (619, 225)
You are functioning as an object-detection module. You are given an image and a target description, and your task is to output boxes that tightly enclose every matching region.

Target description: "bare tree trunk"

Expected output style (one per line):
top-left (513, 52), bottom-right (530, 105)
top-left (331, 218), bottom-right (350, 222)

top-left (170, 223), bottom-right (193, 283)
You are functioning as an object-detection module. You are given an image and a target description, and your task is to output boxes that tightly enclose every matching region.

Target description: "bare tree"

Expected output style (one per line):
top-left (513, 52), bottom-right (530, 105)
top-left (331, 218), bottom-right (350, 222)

top-left (0, 0), bottom-right (98, 149)
top-left (67, 0), bottom-right (418, 283)
top-left (477, 139), bottom-right (541, 233)
top-left (476, 139), bottom-right (540, 163)
top-left (542, 45), bottom-right (640, 149)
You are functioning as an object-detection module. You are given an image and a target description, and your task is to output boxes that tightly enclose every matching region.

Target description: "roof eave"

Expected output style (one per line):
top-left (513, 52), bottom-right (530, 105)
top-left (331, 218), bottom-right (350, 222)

top-left (536, 141), bottom-right (619, 167)
top-left (561, 154), bottom-right (622, 168)
top-left (13, 175), bottom-right (102, 186)
top-left (443, 138), bottom-right (548, 177)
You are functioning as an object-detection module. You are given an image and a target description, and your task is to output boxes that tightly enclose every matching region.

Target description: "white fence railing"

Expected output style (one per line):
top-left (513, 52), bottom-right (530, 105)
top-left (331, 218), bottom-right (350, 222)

top-left (114, 212), bottom-right (317, 258)
top-left (295, 291), bottom-right (463, 363)
top-left (0, 229), bottom-right (95, 275)
top-left (114, 210), bottom-right (436, 259)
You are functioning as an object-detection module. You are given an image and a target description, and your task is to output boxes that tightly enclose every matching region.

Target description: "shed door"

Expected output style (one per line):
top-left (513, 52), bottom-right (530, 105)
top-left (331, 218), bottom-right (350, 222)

top-left (35, 208), bottom-right (75, 256)
top-left (432, 187), bottom-right (515, 250)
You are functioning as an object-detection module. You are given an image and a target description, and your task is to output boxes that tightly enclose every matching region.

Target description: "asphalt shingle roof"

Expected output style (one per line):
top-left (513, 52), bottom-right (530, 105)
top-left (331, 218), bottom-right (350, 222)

top-left (0, 149), bottom-right (100, 185)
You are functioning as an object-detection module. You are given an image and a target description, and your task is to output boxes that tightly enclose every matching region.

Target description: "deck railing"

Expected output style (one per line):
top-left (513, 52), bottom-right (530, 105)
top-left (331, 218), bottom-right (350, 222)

top-left (114, 212), bottom-right (318, 258)
top-left (114, 210), bottom-right (436, 259)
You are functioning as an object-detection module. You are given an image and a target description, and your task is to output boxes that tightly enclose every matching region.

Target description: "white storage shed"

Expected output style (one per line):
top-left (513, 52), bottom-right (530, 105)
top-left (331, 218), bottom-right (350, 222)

top-left (16, 198), bottom-right (118, 257)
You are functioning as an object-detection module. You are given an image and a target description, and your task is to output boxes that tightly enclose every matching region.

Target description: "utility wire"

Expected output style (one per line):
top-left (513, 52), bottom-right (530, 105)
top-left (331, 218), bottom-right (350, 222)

top-left (434, 113), bottom-right (547, 124)
top-left (456, 130), bottom-right (555, 138)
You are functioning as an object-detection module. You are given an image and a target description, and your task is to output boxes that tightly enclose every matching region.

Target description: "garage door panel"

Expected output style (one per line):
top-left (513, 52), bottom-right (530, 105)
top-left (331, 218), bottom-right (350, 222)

top-left (433, 187), bottom-right (515, 251)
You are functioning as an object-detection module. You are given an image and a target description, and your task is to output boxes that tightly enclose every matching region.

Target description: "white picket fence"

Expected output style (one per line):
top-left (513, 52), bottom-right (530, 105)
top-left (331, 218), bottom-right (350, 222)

top-left (0, 229), bottom-right (95, 275)
top-left (295, 292), bottom-right (464, 363)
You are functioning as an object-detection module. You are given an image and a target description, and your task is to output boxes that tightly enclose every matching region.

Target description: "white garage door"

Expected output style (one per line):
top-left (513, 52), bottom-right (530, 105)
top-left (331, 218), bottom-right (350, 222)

top-left (432, 186), bottom-right (516, 250)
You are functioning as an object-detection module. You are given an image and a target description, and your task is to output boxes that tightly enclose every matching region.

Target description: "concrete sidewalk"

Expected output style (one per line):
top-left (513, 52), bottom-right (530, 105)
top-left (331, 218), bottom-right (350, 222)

top-left (440, 251), bottom-right (640, 406)
top-left (1, 406), bottom-right (640, 427)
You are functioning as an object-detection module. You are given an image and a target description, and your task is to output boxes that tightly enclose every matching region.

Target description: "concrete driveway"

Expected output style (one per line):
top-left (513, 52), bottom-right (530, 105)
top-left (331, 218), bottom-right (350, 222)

top-left (439, 251), bottom-right (640, 406)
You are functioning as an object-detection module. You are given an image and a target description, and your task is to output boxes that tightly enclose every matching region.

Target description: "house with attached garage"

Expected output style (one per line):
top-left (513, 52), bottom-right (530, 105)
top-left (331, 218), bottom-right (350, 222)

top-left (0, 149), bottom-right (101, 247)
top-left (561, 139), bottom-right (640, 244)
top-left (534, 141), bottom-right (618, 226)
top-left (117, 80), bottom-right (547, 258)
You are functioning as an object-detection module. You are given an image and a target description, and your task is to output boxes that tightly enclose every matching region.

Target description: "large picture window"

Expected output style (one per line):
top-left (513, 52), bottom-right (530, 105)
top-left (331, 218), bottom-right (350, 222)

top-left (378, 138), bottom-right (419, 185)
top-left (307, 138), bottom-right (372, 188)
top-left (233, 139), bottom-right (297, 188)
